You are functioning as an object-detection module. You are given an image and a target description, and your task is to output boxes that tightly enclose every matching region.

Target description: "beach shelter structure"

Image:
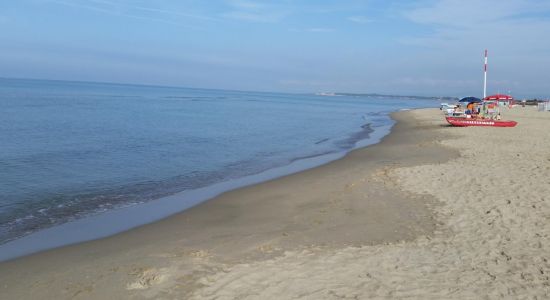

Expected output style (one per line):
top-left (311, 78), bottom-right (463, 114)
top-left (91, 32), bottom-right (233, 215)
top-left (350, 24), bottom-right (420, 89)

top-left (484, 94), bottom-right (514, 106)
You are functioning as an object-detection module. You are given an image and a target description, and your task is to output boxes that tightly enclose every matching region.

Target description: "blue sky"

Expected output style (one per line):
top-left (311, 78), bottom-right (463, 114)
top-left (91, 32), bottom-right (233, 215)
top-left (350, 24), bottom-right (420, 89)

top-left (1, 0), bottom-right (550, 97)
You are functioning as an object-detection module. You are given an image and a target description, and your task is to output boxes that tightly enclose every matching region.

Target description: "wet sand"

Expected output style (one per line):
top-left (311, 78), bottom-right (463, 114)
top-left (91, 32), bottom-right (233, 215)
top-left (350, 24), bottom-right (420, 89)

top-left (0, 108), bottom-right (500, 299)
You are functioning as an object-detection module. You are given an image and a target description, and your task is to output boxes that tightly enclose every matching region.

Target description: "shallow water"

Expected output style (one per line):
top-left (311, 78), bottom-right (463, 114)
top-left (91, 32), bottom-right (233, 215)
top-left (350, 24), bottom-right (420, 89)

top-left (0, 78), bottom-right (438, 245)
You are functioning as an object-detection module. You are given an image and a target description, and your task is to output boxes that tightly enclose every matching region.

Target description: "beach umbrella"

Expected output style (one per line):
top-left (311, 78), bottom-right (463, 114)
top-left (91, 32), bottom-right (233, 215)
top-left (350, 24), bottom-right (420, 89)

top-left (459, 97), bottom-right (482, 103)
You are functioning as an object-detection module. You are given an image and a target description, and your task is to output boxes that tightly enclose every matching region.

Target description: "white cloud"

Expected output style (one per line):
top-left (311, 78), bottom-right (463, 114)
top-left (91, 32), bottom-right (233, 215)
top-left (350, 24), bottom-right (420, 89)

top-left (400, 0), bottom-right (550, 51)
top-left (47, 0), bottom-right (212, 28)
top-left (279, 79), bottom-right (326, 86)
top-left (287, 27), bottom-right (335, 33)
top-left (306, 28), bottom-right (335, 33)
top-left (347, 16), bottom-right (372, 24)
top-left (403, 0), bottom-right (550, 31)
top-left (222, 11), bottom-right (286, 22)
top-left (226, 0), bottom-right (265, 10)
top-left (392, 77), bottom-right (477, 88)
top-left (404, 0), bottom-right (526, 27)
top-left (392, 0), bottom-right (550, 96)
top-left (222, 0), bottom-right (290, 22)
top-left (109, 2), bottom-right (216, 21)
top-left (278, 79), bottom-right (365, 92)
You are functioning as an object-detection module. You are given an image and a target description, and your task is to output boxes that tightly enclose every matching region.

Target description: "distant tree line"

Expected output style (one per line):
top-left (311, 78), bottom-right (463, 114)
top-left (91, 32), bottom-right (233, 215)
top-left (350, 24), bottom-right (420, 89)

top-left (521, 99), bottom-right (548, 105)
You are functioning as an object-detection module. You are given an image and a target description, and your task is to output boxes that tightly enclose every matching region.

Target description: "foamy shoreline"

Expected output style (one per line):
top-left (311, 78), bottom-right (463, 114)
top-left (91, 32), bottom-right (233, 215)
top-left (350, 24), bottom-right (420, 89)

top-left (2, 107), bottom-right (548, 299)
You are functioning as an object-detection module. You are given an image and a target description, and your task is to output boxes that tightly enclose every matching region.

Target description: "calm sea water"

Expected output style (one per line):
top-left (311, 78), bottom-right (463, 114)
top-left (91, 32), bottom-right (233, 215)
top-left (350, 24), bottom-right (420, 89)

top-left (0, 78), bottom-right (438, 245)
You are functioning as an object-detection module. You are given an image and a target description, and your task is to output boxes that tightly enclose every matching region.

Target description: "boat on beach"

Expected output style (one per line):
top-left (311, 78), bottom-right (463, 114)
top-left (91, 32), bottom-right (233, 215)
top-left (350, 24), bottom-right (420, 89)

top-left (443, 99), bottom-right (518, 127)
top-left (443, 50), bottom-right (518, 128)
top-left (445, 116), bottom-right (517, 127)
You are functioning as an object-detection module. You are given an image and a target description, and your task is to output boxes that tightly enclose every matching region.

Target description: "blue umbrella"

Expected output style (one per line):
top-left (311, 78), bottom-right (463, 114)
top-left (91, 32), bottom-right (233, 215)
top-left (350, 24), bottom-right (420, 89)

top-left (459, 97), bottom-right (482, 103)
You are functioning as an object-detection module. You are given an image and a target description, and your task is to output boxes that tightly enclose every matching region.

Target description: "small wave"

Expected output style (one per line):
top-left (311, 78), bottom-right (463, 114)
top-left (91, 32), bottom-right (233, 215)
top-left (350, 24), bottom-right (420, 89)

top-left (314, 138), bottom-right (330, 145)
top-left (333, 122), bottom-right (374, 150)
top-left (289, 150), bottom-right (335, 164)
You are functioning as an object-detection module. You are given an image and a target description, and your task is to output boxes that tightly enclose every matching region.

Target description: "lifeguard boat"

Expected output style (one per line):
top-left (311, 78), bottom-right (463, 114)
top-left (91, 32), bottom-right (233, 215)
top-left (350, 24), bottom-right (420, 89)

top-left (444, 51), bottom-right (518, 128)
top-left (445, 116), bottom-right (517, 127)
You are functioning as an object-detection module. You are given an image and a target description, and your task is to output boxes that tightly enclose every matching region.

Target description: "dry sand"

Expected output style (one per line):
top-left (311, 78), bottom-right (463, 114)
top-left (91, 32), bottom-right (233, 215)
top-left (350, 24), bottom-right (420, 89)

top-left (1, 107), bottom-right (549, 299)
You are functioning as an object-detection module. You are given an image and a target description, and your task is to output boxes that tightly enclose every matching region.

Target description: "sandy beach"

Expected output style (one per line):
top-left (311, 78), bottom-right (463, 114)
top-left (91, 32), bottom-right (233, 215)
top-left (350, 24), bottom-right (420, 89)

top-left (1, 107), bottom-right (549, 299)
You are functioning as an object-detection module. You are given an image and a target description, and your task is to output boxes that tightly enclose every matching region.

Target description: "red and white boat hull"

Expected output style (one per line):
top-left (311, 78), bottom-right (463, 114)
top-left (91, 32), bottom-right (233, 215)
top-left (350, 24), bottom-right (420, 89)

top-left (445, 117), bottom-right (517, 127)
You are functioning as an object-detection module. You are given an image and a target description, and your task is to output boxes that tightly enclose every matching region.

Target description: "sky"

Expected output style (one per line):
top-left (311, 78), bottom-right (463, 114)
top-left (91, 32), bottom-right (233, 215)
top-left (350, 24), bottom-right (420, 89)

top-left (1, 0), bottom-right (550, 98)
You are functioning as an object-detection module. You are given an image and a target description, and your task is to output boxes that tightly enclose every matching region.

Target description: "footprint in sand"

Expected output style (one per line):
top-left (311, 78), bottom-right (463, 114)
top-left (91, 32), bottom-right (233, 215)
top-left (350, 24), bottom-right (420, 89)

top-left (345, 182), bottom-right (356, 189)
top-left (127, 267), bottom-right (168, 290)
top-left (258, 244), bottom-right (275, 253)
top-left (188, 249), bottom-right (210, 258)
top-left (64, 283), bottom-right (94, 298)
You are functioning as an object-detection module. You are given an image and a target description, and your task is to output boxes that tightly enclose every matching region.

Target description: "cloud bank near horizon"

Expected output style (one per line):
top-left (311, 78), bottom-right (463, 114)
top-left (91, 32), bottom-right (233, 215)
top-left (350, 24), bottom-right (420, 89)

top-left (0, 0), bottom-right (549, 97)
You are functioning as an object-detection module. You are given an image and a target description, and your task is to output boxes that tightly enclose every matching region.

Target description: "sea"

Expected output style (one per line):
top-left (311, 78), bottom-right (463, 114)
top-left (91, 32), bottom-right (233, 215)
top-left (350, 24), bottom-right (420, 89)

top-left (0, 77), bottom-right (439, 259)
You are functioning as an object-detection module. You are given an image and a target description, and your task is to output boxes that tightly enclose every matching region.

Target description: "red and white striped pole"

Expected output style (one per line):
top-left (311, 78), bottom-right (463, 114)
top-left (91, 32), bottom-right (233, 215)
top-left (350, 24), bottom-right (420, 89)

top-left (483, 49), bottom-right (488, 99)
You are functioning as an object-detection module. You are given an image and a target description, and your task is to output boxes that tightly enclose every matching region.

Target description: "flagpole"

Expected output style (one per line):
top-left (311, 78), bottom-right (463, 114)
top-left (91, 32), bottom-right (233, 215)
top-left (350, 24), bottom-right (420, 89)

top-left (483, 49), bottom-right (488, 99)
